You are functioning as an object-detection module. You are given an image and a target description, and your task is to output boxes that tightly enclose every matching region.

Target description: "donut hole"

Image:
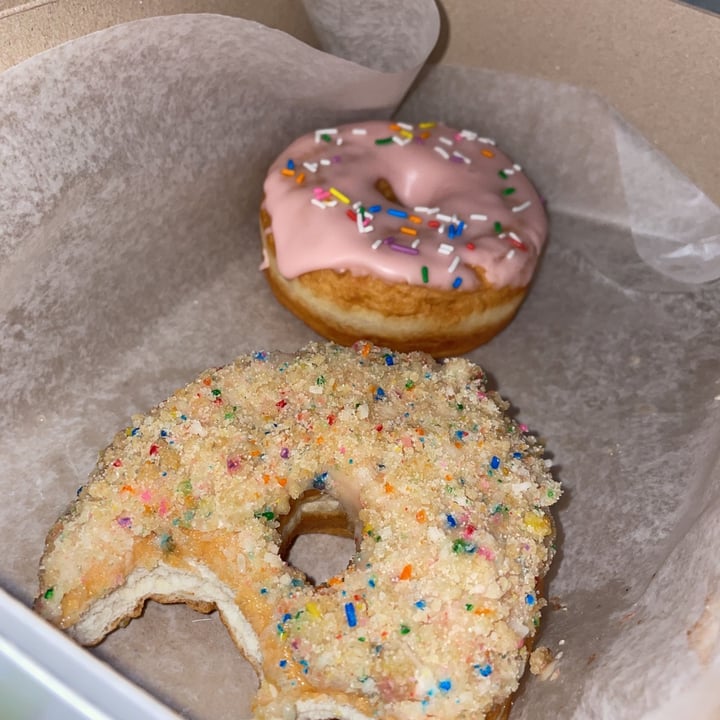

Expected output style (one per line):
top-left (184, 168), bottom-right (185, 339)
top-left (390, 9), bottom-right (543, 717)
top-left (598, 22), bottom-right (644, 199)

top-left (279, 489), bottom-right (358, 586)
top-left (374, 177), bottom-right (401, 205)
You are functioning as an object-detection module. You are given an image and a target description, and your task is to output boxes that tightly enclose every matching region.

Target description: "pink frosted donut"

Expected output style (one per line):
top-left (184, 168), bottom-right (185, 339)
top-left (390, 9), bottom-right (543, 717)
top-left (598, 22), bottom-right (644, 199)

top-left (260, 121), bottom-right (548, 356)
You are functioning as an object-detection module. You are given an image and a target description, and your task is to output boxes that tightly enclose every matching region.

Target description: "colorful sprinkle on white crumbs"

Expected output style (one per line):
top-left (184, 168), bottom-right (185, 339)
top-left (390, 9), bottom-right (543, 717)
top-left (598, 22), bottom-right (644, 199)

top-left (37, 340), bottom-right (561, 720)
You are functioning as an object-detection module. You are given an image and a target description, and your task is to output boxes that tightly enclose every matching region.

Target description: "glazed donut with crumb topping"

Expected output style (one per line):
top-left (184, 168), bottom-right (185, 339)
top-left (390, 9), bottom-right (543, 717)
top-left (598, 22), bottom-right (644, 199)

top-left (36, 342), bottom-right (560, 719)
top-left (261, 121), bottom-right (548, 356)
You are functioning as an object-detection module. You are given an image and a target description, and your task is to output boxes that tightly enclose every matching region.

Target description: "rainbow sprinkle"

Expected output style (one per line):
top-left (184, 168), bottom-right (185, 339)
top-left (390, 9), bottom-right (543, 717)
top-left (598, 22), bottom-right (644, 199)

top-left (345, 602), bottom-right (357, 628)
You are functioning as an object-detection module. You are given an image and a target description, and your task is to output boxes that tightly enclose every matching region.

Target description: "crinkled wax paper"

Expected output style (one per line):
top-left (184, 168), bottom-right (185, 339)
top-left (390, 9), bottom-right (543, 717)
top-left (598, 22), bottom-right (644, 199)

top-left (1, 1), bottom-right (719, 718)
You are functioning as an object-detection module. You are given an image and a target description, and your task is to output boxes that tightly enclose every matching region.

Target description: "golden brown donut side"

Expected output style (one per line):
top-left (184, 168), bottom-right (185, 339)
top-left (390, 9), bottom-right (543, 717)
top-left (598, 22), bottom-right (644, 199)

top-left (260, 209), bottom-right (527, 357)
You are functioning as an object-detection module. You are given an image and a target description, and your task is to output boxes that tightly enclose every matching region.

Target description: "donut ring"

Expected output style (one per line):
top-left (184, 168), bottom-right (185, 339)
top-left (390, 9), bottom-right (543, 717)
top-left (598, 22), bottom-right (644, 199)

top-left (260, 121), bottom-right (548, 356)
top-left (36, 342), bottom-right (560, 719)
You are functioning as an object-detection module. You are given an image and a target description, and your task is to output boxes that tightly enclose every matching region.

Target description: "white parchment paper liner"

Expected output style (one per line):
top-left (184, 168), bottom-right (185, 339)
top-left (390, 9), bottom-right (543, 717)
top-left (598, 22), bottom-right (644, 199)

top-left (1, 4), bottom-right (719, 719)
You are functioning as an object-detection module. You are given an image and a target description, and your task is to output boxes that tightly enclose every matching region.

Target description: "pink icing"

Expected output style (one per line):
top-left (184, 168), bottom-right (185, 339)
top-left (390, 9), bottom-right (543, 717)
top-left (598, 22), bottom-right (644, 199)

top-left (262, 121), bottom-right (548, 290)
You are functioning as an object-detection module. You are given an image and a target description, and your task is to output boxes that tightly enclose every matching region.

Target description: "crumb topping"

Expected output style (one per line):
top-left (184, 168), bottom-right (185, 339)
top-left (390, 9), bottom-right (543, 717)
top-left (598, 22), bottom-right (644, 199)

top-left (37, 341), bottom-right (560, 719)
top-left (529, 646), bottom-right (556, 677)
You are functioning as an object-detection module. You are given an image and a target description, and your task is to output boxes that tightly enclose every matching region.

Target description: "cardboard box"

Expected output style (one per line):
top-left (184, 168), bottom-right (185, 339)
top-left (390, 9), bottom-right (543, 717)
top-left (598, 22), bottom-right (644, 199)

top-left (1, 2), bottom-right (719, 719)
